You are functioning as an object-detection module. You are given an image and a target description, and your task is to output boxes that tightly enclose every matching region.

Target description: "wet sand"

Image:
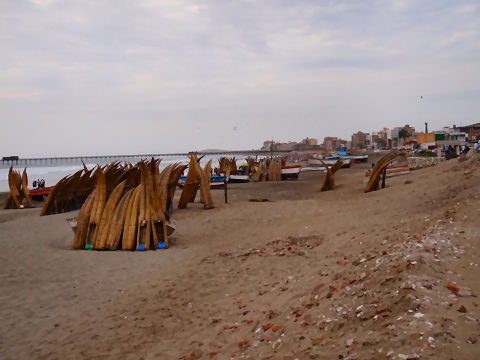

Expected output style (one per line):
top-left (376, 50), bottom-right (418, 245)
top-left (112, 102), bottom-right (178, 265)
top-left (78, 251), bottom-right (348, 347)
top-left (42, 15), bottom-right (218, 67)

top-left (0, 157), bottom-right (479, 359)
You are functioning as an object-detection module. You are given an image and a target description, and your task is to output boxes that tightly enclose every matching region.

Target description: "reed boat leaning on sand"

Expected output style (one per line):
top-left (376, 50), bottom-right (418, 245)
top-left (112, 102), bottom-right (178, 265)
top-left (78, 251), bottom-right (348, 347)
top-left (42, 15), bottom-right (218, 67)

top-left (3, 167), bottom-right (35, 209)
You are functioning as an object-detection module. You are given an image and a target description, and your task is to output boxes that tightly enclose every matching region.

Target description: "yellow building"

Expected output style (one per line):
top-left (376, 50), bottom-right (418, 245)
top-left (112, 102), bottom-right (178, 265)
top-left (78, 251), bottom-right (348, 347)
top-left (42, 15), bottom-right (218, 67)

top-left (415, 133), bottom-right (435, 144)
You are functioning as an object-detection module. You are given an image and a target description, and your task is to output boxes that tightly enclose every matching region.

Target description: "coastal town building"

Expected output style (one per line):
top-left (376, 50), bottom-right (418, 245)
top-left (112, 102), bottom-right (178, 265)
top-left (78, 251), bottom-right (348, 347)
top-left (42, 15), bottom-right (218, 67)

top-left (414, 133), bottom-right (436, 150)
top-left (322, 137), bottom-right (348, 152)
top-left (261, 140), bottom-right (297, 151)
top-left (456, 123), bottom-right (480, 142)
top-left (351, 131), bottom-right (370, 148)
top-left (261, 137), bottom-right (321, 151)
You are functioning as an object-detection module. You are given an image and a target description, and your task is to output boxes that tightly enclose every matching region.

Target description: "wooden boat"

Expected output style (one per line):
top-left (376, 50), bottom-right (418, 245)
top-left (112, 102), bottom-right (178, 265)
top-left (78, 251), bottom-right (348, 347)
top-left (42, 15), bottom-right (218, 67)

top-left (177, 175), bottom-right (228, 189)
top-left (29, 186), bottom-right (53, 200)
top-left (228, 175), bottom-right (250, 183)
top-left (281, 165), bottom-right (301, 179)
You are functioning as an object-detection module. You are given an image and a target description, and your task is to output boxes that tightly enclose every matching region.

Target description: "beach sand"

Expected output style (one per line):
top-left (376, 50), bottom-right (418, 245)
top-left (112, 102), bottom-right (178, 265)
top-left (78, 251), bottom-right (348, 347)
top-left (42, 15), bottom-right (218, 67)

top-left (0, 158), bottom-right (479, 359)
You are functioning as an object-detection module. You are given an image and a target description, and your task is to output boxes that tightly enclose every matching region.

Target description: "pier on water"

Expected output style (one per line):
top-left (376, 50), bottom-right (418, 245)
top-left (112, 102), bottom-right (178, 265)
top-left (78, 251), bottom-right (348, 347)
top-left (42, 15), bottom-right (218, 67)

top-left (1, 150), bottom-right (289, 168)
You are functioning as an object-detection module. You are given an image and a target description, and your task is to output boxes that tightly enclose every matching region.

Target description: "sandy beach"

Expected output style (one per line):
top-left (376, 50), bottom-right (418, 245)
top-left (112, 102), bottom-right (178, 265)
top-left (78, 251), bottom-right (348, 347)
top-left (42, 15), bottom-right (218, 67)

top-left (1, 157), bottom-right (479, 359)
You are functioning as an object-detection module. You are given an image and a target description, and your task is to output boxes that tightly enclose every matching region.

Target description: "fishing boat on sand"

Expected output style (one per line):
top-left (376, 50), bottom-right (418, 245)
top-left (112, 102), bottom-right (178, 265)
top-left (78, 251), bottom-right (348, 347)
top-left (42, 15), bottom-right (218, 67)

top-left (228, 175), bottom-right (250, 183)
top-left (281, 165), bottom-right (302, 179)
top-left (29, 186), bottom-right (53, 200)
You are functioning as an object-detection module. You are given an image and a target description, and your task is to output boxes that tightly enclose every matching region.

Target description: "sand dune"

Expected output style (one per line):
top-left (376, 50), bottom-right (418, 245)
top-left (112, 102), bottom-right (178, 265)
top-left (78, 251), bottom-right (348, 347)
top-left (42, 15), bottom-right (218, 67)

top-left (0, 157), bottom-right (479, 359)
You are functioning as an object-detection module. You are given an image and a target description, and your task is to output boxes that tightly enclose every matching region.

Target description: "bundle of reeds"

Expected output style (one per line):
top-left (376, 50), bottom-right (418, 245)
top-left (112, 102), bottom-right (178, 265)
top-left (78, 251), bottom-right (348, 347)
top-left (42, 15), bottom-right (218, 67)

top-left (74, 159), bottom-right (184, 250)
top-left (178, 153), bottom-right (214, 209)
top-left (246, 157), bottom-right (255, 175)
top-left (252, 157), bottom-right (284, 182)
top-left (3, 167), bottom-right (34, 209)
top-left (41, 168), bottom-right (97, 215)
top-left (218, 157), bottom-right (238, 176)
top-left (267, 159), bottom-right (282, 181)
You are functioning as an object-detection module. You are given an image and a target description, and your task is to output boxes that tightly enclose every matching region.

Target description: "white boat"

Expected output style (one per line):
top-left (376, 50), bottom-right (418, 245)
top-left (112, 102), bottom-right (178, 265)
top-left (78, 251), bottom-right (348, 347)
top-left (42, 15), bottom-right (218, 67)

top-left (281, 165), bottom-right (302, 179)
top-left (228, 175), bottom-right (250, 183)
top-left (351, 154), bottom-right (368, 162)
top-left (301, 165), bottom-right (327, 172)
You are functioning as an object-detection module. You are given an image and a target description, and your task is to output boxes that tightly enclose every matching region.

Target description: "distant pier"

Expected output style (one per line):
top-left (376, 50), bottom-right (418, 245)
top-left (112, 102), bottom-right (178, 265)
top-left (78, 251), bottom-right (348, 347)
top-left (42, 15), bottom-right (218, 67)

top-left (1, 150), bottom-right (289, 168)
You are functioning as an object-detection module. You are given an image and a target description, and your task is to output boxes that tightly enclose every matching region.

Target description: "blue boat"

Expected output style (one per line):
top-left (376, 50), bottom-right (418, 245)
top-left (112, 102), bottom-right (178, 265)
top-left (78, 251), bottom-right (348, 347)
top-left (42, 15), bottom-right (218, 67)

top-left (178, 175), bottom-right (228, 189)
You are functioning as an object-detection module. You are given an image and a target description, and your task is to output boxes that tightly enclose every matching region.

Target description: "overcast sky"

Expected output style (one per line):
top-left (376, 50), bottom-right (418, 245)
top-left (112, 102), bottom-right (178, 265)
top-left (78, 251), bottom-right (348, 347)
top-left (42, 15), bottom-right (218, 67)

top-left (1, 0), bottom-right (479, 157)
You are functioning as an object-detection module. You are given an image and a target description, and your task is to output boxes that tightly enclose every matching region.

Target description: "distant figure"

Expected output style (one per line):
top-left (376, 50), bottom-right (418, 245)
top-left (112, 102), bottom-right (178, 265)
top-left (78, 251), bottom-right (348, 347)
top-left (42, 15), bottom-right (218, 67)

top-left (41, 179), bottom-right (45, 188)
top-left (33, 180), bottom-right (37, 188)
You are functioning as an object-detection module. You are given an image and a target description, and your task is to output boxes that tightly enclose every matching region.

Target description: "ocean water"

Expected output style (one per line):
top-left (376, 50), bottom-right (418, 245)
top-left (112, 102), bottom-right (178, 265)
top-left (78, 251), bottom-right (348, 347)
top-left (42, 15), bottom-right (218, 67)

top-left (0, 154), bottom-right (251, 192)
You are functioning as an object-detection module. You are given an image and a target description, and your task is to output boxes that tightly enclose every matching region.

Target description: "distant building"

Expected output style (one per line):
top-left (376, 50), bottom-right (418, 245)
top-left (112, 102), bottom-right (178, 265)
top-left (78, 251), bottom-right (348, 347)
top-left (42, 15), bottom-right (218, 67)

top-left (351, 131), bottom-right (369, 148)
top-left (322, 137), bottom-right (348, 152)
top-left (261, 140), bottom-right (297, 151)
top-left (456, 123), bottom-right (480, 142)
top-left (301, 137), bottom-right (318, 146)
top-left (415, 133), bottom-right (436, 150)
top-left (389, 125), bottom-right (415, 146)
top-left (261, 138), bottom-right (320, 151)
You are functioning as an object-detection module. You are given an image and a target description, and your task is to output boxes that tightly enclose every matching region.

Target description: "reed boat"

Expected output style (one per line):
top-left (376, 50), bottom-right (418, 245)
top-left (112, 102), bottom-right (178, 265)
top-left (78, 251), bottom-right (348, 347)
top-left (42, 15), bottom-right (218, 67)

top-left (178, 175), bottom-right (228, 189)
top-left (281, 164), bottom-right (301, 179)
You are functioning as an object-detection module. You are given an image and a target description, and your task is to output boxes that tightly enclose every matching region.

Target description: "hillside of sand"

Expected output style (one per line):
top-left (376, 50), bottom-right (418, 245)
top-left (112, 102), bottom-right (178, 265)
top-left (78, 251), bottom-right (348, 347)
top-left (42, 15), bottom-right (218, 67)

top-left (0, 155), bottom-right (479, 359)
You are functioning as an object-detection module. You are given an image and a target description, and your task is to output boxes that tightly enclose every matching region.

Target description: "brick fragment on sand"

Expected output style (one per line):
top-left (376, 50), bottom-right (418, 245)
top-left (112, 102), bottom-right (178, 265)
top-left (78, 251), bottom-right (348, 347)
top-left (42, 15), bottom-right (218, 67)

top-left (262, 323), bottom-right (273, 331)
top-left (446, 282), bottom-right (458, 294)
top-left (237, 339), bottom-right (249, 348)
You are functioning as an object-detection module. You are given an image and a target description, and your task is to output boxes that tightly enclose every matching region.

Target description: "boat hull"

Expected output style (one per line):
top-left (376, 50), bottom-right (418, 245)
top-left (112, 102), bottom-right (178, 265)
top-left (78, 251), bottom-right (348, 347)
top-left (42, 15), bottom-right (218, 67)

top-left (281, 165), bottom-right (301, 179)
top-left (228, 175), bottom-right (250, 183)
top-left (29, 186), bottom-right (52, 200)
